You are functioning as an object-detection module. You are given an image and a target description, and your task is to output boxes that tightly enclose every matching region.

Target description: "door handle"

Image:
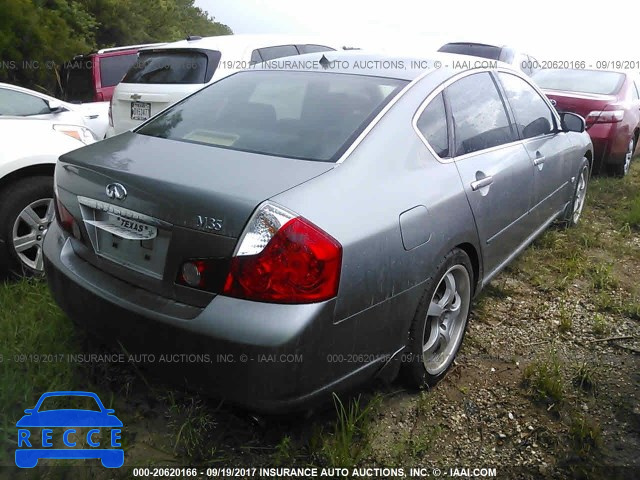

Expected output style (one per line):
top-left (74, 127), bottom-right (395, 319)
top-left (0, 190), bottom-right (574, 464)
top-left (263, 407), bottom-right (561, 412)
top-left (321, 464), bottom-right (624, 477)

top-left (533, 156), bottom-right (545, 166)
top-left (471, 176), bottom-right (494, 191)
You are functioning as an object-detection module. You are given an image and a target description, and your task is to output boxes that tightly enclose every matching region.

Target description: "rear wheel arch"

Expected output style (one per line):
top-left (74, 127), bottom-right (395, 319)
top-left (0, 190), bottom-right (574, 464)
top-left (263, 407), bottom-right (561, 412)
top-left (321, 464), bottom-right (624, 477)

top-left (454, 242), bottom-right (480, 295)
top-left (584, 150), bottom-right (593, 173)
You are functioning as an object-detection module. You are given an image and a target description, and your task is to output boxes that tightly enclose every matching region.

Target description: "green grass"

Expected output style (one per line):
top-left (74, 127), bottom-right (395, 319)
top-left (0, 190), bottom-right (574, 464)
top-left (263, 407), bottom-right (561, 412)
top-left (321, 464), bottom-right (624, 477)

top-left (523, 352), bottom-right (565, 406)
top-left (0, 280), bottom-right (80, 461)
top-left (320, 394), bottom-right (380, 468)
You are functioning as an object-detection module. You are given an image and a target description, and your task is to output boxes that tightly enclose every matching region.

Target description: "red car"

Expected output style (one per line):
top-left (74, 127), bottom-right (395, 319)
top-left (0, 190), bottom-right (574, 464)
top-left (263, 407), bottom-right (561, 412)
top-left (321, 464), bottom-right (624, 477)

top-left (533, 69), bottom-right (640, 176)
top-left (58, 43), bottom-right (165, 103)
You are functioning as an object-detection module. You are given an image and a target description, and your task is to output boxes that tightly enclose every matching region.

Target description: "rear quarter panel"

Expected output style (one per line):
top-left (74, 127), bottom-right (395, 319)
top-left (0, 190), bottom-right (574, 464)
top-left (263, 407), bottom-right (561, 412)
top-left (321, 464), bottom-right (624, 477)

top-left (272, 71), bottom-right (480, 342)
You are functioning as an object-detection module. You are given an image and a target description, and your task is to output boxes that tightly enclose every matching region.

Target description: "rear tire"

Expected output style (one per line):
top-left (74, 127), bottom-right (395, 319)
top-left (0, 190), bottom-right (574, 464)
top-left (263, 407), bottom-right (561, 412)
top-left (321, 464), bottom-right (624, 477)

top-left (0, 176), bottom-right (54, 278)
top-left (402, 248), bottom-right (473, 388)
top-left (608, 138), bottom-right (634, 177)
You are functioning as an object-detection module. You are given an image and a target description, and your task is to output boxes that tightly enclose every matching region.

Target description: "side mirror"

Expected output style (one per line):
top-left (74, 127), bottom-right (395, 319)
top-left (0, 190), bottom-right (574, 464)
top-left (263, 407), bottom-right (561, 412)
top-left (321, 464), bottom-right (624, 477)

top-left (47, 99), bottom-right (65, 113)
top-left (24, 409), bottom-right (35, 414)
top-left (560, 111), bottom-right (585, 133)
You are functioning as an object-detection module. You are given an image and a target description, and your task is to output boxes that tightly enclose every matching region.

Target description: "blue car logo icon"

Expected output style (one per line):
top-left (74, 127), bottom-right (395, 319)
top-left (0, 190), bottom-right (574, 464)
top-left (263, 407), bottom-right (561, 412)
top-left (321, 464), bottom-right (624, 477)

top-left (16, 391), bottom-right (123, 468)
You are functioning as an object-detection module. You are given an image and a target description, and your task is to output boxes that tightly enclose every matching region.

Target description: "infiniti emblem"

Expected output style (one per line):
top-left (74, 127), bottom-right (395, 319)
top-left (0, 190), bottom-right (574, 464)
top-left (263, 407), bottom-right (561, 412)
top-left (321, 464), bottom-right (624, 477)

top-left (106, 183), bottom-right (127, 201)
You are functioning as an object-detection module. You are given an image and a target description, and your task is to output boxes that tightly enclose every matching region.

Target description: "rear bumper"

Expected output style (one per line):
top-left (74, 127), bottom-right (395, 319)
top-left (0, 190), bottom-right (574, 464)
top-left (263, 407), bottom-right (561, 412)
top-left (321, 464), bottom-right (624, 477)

top-left (43, 222), bottom-right (396, 412)
top-left (587, 122), bottom-right (631, 167)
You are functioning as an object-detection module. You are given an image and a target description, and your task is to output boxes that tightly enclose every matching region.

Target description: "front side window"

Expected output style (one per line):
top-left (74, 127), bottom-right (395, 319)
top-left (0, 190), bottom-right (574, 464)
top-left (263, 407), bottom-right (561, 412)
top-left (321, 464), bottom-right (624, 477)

top-left (416, 93), bottom-right (449, 157)
top-left (0, 88), bottom-right (50, 116)
top-left (137, 70), bottom-right (407, 162)
top-left (257, 45), bottom-right (298, 61)
top-left (445, 72), bottom-right (515, 156)
top-left (633, 81), bottom-right (640, 100)
top-left (498, 73), bottom-right (555, 139)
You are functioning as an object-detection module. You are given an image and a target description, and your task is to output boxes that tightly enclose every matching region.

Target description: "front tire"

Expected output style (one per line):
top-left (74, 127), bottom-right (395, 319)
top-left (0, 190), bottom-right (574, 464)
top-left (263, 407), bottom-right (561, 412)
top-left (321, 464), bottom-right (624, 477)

top-left (562, 157), bottom-right (589, 228)
top-left (402, 248), bottom-right (473, 388)
top-left (0, 176), bottom-right (54, 278)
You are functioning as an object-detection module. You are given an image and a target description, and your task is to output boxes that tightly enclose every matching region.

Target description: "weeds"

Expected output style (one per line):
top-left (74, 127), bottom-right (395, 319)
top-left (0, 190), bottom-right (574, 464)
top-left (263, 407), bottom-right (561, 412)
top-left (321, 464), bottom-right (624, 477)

top-left (591, 313), bottom-right (610, 336)
top-left (572, 362), bottom-right (599, 394)
top-left (167, 394), bottom-right (216, 459)
top-left (321, 393), bottom-right (379, 467)
top-left (568, 413), bottom-right (602, 456)
top-left (523, 352), bottom-right (565, 405)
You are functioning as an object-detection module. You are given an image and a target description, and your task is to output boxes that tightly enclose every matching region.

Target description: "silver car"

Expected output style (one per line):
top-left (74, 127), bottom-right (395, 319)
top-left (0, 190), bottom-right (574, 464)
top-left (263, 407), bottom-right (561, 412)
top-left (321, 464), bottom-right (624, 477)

top-left (44, 52), bottom-right (592, 412)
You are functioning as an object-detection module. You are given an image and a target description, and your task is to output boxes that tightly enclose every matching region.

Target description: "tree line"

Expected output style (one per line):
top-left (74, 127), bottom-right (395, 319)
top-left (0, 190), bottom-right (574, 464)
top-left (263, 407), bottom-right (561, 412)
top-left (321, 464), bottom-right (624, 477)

top-left (0, 0), bottom-right (232, 94)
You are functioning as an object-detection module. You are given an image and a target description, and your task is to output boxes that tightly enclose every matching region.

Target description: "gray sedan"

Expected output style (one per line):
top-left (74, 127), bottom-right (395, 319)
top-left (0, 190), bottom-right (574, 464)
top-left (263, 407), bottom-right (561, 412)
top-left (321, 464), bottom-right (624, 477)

top-left (44, 52), bottom-right (593, 412)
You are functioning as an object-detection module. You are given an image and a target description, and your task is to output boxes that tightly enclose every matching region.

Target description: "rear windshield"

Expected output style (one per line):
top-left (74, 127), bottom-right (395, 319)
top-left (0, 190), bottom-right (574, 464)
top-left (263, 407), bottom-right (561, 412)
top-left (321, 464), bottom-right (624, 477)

top-left (99, 53), bottom-right (138, 87)
top-left (533, 69), bottom-right (625, 95)
top-left (137, 70), bottom-right (407, 162)
top-left (438, 43), bottom-right (502, 61)
top-left (122, 51), bottom-right (218, 84)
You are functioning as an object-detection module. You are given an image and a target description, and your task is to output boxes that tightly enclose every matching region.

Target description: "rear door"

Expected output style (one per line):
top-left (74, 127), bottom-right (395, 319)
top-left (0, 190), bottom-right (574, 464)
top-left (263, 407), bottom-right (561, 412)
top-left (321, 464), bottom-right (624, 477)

top-left (497, 72), bottom-right (574, 226)
top-left (446, 72), bottom-right (535, 277)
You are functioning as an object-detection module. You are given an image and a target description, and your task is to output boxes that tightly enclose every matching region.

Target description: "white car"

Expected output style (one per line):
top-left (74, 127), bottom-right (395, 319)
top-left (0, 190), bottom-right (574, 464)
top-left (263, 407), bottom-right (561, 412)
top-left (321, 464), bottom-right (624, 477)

top-left (0, 118), bottom-right (95, 277)
top-left (0, 82), bottom-right (109, 138)
top-left (107, 34), bottom-right (344, 137)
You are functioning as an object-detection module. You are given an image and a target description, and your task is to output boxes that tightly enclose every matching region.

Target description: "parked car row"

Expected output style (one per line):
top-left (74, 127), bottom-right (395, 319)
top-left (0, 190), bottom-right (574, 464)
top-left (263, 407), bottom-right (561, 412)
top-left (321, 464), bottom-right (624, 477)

top-left (106, 34), bottom-right (341, 137)
top-left (2, 34), bottom-right (636, 411)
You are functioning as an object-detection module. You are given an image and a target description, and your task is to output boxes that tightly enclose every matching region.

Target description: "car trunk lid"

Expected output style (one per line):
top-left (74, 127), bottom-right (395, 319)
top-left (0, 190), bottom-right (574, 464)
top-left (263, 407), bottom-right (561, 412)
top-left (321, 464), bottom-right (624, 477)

top-left (542, 89), bottom-right (616, 127)
top-left (55, 132), bottom-right (334, 298)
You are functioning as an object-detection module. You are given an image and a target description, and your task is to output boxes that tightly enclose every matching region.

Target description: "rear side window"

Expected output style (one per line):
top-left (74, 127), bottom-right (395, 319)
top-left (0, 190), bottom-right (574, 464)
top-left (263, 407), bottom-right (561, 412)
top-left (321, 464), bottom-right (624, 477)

top-left (60, 58), bottom-right (94, 102)
top-left (0, 88), bottom-right (50, 116)
top-left (256, 45), bottom-right (299, 61)
top-left (438, 43), bottom-right (502, 61)
top-left (446, 72), bottom-right (515, 156)
top-left (137, 70), bottom-right (407, 162)
top-left (123, 51), bottom-right (218, 84)
top-left (498, 73), bottom-right (555, 139)
top-left (416, 93), bottom-right (449, 157)
top-left (99, 53), bottom-right (138, 87)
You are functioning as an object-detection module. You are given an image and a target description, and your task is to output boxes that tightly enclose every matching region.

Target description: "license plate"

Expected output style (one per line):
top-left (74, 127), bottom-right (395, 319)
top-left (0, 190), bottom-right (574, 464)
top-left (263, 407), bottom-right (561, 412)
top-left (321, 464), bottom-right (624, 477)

top-left (131, 101), bottom-right (151, 121)
top-left (86, 214), bottom-right (157, 240)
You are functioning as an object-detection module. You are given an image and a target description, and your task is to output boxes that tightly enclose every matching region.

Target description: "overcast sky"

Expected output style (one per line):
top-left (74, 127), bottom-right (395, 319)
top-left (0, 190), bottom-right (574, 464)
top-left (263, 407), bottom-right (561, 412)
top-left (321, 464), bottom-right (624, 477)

top-left (196, 0), bottom-right (638, 62)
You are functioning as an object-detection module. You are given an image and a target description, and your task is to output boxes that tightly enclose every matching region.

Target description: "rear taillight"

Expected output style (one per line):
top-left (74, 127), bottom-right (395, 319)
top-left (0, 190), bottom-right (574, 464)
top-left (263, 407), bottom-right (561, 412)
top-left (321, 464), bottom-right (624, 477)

top-left (586, 109), bottom-right (624, 125)
top-left (221, 202), bottom-right (342, 304)
top-left (54, 195), bottom-right (77, 236)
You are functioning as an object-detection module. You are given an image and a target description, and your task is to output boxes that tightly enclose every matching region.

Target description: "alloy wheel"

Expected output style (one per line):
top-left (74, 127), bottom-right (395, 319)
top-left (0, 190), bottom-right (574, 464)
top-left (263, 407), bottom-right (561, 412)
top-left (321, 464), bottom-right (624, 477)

top-left (422, 264), bottom-right (471, 376)
top-left (11, 198), bottom-right (54, 273)
top-left (573, 166), bottom-right (588, 224)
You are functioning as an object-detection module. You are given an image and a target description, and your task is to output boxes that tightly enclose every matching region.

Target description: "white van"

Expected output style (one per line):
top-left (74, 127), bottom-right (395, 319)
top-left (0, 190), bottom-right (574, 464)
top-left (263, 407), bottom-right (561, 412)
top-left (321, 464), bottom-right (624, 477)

top-left (106, 34), bottom-right (343, 137)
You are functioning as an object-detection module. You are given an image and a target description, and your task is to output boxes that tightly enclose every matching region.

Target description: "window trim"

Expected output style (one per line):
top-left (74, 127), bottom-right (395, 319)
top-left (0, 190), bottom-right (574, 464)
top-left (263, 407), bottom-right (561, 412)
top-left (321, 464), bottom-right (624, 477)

top-left (414, 92), bottom-right (451, 159)
top-left (412, 67), bottom-right (562, 163)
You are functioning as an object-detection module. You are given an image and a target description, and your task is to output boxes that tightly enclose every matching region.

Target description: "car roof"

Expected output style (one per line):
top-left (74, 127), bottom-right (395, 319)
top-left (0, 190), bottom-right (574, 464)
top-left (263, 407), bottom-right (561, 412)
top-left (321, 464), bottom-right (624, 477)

top-left (145, 34), bottom-right (342, 52)
top-left (248, 50), bottom-right (516, 81)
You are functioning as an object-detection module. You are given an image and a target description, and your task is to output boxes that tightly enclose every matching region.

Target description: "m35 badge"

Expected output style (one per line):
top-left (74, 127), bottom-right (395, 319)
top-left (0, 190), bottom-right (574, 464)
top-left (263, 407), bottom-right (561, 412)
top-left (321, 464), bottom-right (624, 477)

top-left (194, 215), bottom-right (223, 232)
